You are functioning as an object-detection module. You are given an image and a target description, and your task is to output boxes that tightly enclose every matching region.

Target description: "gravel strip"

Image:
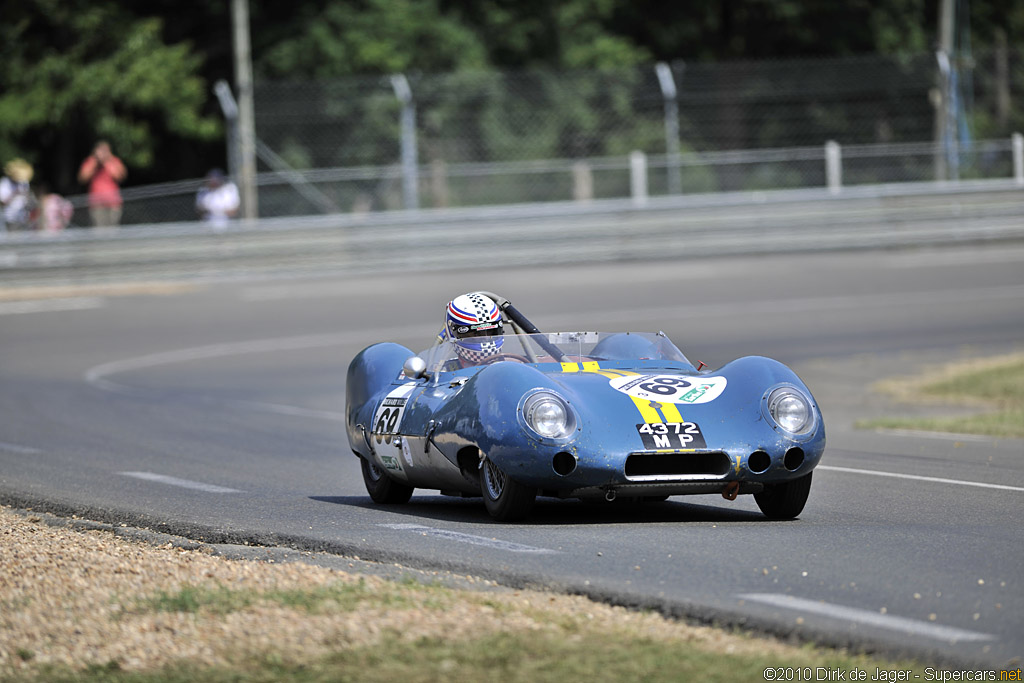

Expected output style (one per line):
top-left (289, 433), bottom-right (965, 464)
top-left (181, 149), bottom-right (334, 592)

top-left (0, 505), bottom-right (800, 675)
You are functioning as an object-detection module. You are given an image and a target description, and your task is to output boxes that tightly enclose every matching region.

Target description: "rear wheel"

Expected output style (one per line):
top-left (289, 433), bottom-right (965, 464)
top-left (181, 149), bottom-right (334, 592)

top-left (754, 471), bottom-right (812, 519)
top-left (480, 458), bottom-right (536, 521)
top-left (360, 456), bottom-right (414, 504)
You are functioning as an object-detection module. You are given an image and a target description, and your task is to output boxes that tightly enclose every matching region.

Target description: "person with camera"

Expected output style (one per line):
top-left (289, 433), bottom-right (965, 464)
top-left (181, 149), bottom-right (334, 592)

top-left (78, 141), bottom-right (126, 228)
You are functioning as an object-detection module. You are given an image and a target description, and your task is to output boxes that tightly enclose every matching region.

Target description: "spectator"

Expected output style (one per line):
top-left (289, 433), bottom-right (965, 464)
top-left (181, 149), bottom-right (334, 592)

top-left (36, 184), bottom-right (74, 233)
top-left (1, 158), bottom-right (35, 232)
top-left (195, 168), bottom-right (240, 231)
top-left (78, 141), bottom-right (126, 228)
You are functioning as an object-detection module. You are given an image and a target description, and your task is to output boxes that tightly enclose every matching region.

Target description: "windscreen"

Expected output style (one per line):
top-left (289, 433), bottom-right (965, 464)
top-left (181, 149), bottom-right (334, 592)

top-left (417, 332), bottom-right (690, 375)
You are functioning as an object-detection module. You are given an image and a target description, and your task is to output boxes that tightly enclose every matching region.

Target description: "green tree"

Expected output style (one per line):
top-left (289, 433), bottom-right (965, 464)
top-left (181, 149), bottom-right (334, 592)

top-left (444, 0), bottom-right (650, 68)
top-left (0, 0), bottom-right (220, 193)
top-left (255, 0), bottom-right (488, 77)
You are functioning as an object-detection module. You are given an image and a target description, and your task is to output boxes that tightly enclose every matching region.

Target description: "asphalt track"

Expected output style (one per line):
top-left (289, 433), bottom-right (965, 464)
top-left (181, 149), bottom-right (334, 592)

top-left (1, 242), bottom-right (1022, 668)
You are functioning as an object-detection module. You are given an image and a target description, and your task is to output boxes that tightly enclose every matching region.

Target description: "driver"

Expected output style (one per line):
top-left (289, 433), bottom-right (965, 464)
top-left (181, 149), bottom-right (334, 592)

top-left (439, 292), bottom-right (505, 367)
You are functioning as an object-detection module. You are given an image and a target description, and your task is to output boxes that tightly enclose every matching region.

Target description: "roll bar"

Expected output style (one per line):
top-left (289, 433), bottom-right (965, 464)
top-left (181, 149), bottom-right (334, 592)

top-left (477, 291), bottom-right (566, 362)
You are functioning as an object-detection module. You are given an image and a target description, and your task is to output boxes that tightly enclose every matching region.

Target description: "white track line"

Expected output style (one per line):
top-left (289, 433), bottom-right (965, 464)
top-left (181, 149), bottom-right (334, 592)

top-left (84, 324), bottom-right (434, 395)
top-left (118, 471), bottom-right (242, 493)
top-left (739, 593), bottom-right (995, 642)
top-left (871, 428), bottom-right (996, 442)
top-left (817, 465), bottom-right (1024, 493)
top-left (0, 440), bottom-right (42, 454)
top-left (83, 326), bottom-right (434, 420)
top-left (379, 523), bottom-right (557, 554)
top-left (0, 297), bottom-right (104, 315)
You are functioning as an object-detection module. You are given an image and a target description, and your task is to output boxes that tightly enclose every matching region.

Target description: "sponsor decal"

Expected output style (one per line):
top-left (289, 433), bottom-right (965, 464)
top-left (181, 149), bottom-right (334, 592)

top-left (379, 454), bottom-right (403, 472)
top-left (636, 422), bottom-right (707, 450)
top-left (609, 374), bottom-right (726, 404)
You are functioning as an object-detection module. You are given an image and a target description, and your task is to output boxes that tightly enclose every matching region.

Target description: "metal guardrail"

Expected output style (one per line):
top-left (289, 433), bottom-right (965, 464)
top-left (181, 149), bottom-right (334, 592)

top-left (2, 179), bottom-right (1022, 288)
top-left (57, 136), bottom-right (1024, 226)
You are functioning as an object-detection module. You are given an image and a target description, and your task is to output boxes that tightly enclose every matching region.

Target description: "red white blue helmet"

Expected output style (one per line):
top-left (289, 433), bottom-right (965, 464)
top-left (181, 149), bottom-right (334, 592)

top-left (444, 292), bottom-right (504, 364)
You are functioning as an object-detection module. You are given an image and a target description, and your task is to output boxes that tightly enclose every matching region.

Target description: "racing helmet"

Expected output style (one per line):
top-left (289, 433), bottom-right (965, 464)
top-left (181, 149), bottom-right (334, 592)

top-left (444, 292), bottom-right (504, 364)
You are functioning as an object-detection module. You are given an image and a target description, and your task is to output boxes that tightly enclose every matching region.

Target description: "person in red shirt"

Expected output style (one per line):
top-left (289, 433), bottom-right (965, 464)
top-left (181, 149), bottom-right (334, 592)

top-left (78, 141), bottom-right (126, 228)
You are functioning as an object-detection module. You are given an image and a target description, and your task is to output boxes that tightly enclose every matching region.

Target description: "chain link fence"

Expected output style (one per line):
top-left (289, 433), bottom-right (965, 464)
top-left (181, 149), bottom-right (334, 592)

top-left (61, 50), bottom-right (1024, 225)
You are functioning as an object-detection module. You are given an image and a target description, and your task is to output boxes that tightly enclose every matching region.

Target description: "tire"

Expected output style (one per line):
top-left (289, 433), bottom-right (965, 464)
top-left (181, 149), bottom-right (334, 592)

top-left (754, 471), bottom-right (812, 520)
top-left (480, 457), bottom-right (536, 522)
top-left (360, 456), bottom-right (414, 504)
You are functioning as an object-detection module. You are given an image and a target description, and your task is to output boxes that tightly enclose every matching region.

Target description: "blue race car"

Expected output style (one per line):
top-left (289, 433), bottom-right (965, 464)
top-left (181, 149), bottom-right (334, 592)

top-left (346, 292), bottom-right (825, 521)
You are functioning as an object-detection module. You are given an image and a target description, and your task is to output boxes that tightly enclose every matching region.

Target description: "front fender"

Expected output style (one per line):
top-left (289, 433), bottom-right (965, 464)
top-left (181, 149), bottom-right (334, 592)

top-left (429, 361), bottom-right (567, 465)
top-left (345, 342), bottom-right (413, 457)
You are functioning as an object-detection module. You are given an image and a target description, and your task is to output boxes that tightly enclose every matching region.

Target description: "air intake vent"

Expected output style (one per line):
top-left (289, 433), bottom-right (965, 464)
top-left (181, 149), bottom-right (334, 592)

top-left (625, 451), bottom-right (731, 478)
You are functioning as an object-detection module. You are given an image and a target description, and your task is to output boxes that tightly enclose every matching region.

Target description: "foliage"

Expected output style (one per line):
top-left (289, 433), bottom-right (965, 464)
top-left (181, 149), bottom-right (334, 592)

top-left (0, 0), bottom-right (220, 191)
top-left (255, 0), bottom-right (489, 78)
top-left (2, 0), bottom-right (1022, 192)
top-left (3, 622), bottom-right (924, 683)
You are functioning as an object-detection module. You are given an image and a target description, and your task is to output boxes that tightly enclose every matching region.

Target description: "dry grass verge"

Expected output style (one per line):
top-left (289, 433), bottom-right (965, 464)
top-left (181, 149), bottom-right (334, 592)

top-left (861, 351), bottom-right (1024, 438)
top-left (1, 505), bottom-right (919, 681)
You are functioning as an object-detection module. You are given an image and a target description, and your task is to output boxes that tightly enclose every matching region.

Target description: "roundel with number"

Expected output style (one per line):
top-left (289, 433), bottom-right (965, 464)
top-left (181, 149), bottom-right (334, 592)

top-left (371, 382), bottom-right (418, 444)
top-left (608, 374), bottom-right (727, 404)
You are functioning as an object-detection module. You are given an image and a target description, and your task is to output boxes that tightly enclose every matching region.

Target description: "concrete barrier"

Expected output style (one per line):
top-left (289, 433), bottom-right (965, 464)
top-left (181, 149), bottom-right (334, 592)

top-left (2, 179), bottom-right (1022, 287)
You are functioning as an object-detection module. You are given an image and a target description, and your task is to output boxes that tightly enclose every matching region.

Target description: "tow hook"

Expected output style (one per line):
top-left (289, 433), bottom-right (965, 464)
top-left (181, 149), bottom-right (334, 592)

top-left (722, 481), bottom-right (740, 501)
top-left (357, 424), bottom-right (375, 456)
top-left (604, 489), bottom-right (617, 502)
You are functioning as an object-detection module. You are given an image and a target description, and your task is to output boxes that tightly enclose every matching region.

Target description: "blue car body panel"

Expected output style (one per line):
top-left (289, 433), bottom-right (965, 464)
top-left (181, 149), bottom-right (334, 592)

top-left (346, 332), bottom-right (826, 503)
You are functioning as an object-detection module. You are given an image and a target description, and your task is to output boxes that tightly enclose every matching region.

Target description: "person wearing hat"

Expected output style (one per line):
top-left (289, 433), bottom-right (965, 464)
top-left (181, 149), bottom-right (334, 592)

top-left (78, 141), bottom-right (126, 228)
top-left (1, 158), bottom-right (35, 232)
top-left (195, 168), bottom-right (240, 231)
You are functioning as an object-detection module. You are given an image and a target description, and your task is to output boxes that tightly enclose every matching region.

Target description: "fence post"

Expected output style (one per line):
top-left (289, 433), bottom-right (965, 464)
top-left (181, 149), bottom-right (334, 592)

top-left (430, 159), bottom-right (449, 208)
top-left (655, 62), bottom-right (682, 196)
top-left (213, 80), bottom-right (241, 188)
top-left (630, 151), bottom-right (648, 207)
top-left (231, 0), bottom-right (258, 219)
top-left (825, 140), bottom-right (842, 195)
top-left (1013, 133), bottom-right (1024, 186)
top-left (572, 161), bottom-right (593, 202)
top-left (390, 74), bottom-right (419, 210)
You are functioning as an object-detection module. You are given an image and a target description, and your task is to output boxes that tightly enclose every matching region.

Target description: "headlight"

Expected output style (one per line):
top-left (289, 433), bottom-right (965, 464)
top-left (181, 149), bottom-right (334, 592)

top-left (767, 387), bottom-right (813, 434)
top-left (522, 392), bottom-right (575, 439)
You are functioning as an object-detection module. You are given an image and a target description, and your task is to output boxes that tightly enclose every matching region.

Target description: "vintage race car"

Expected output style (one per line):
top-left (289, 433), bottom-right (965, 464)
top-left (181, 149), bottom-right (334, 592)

top-left (346, 292), bottom-right (825, 521)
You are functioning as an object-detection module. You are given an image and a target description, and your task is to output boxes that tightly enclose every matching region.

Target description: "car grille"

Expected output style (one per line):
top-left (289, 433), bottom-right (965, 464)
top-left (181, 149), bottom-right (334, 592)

top-left (624, 451), bottom-right (732, 479)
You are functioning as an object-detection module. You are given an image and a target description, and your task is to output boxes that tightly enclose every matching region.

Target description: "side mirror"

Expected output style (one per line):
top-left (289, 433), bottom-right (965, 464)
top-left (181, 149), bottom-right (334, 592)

top-left (403, 356), bottom-right (428, 380)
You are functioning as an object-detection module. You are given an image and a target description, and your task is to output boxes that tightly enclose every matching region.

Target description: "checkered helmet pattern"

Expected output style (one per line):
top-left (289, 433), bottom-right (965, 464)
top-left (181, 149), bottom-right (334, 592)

top-left (444, 292), bottom-right (504, 364)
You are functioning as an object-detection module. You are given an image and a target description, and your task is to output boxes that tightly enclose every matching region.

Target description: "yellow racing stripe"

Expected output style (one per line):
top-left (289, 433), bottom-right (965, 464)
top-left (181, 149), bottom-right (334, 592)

top-left (631, 397), bottom-right (663, 422)
top-left (659, 402), bottom-right (684, 423)
top-left (568, 361), bottom-right (681, 426)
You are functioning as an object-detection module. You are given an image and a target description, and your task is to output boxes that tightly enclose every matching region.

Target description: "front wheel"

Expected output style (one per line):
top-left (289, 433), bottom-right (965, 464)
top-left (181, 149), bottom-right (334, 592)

top-left (480, 457), bottom-right (536, 521)
top-left (360, 456), bottom-right (414, 504)
top-left (754, 471), bottom-right (812, 519)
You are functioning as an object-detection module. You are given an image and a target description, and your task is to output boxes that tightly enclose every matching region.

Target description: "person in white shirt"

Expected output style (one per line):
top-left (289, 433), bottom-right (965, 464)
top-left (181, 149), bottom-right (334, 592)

top-left (1, 158), bottom-right (35, 232)
top-left (195, 168), bottom-right (240, 231)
